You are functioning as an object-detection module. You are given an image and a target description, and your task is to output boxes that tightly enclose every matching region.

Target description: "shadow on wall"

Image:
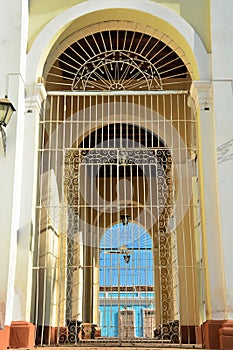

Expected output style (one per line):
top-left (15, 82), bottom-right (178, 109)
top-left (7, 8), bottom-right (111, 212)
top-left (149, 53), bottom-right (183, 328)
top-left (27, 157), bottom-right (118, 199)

top-left (217, 139), bottom-right (233, 164)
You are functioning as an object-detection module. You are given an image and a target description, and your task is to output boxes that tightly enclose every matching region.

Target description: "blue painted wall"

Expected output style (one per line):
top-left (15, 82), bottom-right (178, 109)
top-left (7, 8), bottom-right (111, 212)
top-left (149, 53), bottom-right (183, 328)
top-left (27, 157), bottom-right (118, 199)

top-left (99, 223), bottom-right (155, 337)
top-left (99, 292), bottom-right (155, 337)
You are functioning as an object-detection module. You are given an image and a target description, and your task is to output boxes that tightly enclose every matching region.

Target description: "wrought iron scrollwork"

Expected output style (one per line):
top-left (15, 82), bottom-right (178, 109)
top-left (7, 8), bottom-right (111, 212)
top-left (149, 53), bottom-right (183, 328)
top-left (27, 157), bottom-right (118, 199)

top-left (154, 320), bottom-right (179, 343)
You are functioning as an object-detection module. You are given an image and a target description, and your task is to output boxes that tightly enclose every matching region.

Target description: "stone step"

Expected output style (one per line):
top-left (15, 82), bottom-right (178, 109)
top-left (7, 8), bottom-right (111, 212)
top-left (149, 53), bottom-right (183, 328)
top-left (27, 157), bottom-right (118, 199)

top-left (11, 348), bottom-right (204, 350)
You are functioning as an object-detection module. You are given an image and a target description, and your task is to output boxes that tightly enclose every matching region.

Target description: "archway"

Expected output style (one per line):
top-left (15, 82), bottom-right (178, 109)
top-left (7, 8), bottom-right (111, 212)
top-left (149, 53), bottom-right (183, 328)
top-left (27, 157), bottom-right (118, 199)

top-left (26, 0), bottom-right (210, 83)
top-left (32, 10), bottom-right (206, 346)
top-left (99, 223), bottom-right (154, 339)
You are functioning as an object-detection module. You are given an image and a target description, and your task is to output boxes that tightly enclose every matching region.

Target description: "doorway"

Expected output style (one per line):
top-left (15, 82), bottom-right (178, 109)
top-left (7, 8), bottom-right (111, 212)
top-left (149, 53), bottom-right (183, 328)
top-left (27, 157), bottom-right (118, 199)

top-left (33, 24), bottom-right (205, 347)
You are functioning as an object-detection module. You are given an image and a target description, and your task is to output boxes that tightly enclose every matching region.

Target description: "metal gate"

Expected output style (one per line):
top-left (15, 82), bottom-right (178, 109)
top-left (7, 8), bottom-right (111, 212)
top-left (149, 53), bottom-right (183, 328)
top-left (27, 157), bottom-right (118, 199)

top-left (33, 90), bottom-right (205, 346)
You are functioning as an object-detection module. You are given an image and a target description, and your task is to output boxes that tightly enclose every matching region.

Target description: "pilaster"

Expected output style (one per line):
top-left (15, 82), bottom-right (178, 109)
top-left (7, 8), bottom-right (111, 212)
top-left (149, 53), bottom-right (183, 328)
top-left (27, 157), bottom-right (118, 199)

top-left (210, 0), bottom-right (233, 321)
top-left (13, 83), bottom-right (46, 322)
top-left (190, 81), bottom-right (213, 113)
top-left (190, 81), bottom-right (226, 321)
top-left (212, 78), bottom-right (233, 320)
top-left (25, 83), bottom-right (47, 114)
top-left (0, 0), bottom-right (29, 334)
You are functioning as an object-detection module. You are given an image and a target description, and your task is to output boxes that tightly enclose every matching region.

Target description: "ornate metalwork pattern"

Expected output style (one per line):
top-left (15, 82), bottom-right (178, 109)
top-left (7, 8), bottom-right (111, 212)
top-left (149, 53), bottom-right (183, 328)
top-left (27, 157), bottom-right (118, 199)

top-left (34, 91), bottom-right (205, 347)
top-left (72, 50), bottom-right (162, 91)
top-left (80, 149), bottom-right (160, 165)
top-left (44, 27), bottom-right (191, 91)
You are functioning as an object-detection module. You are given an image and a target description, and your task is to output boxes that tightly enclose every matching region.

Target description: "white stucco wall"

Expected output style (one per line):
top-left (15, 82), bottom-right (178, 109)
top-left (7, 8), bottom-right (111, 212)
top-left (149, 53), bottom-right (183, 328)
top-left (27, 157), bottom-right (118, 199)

top-left (0, 0), bottom-right (28, 325)
top-left (211, 0), bottom-right (233, 319)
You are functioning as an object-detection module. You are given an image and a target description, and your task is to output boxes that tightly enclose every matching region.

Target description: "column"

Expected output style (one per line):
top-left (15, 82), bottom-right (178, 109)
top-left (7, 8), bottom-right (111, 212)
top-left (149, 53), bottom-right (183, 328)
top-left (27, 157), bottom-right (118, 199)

top-left (92, 249), bottom-right (100, 326)
top-left (83, 245), bottom-right (93, 323)
top-left (153, 247), bottom-right (161, 326)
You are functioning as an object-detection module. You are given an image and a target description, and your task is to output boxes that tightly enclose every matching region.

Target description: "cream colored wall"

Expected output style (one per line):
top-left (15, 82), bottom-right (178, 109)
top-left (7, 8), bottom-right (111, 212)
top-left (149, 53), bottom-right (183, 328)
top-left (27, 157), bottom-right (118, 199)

top-left (28, 0), bottom-right (211, 53)
top-left (28, 0), bottom-right (86, 50)
top-left (154, 0), bottom-right (211, 52)
top-left (211, 0), bottom-right (233, 319)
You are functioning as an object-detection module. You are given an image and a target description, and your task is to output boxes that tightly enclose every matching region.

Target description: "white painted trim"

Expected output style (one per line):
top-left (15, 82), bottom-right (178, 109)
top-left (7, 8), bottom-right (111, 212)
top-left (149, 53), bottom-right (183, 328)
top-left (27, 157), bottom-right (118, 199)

top-left (26, 0), bottom-right (210, 83)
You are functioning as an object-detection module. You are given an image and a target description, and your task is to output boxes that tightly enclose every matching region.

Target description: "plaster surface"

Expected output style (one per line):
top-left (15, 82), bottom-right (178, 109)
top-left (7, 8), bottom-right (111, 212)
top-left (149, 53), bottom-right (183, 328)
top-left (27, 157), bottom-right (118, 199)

top-left (26, 0), bottom-right (210, 83)
top-left (28, 0), bottom-right (211, 52)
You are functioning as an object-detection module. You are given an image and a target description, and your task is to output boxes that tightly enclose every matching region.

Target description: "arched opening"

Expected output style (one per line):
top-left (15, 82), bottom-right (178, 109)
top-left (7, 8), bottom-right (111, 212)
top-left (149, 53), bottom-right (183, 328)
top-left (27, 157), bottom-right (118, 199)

top-left (99, 223), bottom-right (154, 338)
top-left (43, 23), bottom-right (192, 92)
top-left (33, 18), bottom-right (205, 347)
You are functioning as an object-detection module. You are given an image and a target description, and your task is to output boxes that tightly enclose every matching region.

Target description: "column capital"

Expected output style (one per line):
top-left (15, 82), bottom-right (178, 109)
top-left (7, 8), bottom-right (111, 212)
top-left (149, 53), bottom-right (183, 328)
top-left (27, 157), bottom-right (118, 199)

top-left (25, 83), bottom-right (47, 113)
top-left (190, 81), bottom-right (213, 113)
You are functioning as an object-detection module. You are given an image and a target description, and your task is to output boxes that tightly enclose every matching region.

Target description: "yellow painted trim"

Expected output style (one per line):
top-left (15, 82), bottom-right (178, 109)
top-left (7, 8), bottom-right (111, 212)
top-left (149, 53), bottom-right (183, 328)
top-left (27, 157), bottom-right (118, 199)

top-left (196, 108), bottom-right (212, 320)
top-left (28, 0), bottom-right (87, 51)
top-left (39, 8), bottom-right (201, 81)
top-left (28, 0), bottom-right (211, 54)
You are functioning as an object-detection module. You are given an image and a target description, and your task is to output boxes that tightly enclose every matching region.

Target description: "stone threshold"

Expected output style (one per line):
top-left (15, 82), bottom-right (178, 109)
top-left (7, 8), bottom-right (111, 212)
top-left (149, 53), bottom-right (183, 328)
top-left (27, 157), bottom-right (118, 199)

top-left (9, 345), bottom-right (204, 350)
